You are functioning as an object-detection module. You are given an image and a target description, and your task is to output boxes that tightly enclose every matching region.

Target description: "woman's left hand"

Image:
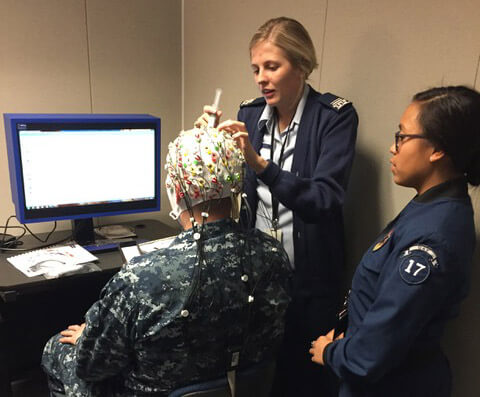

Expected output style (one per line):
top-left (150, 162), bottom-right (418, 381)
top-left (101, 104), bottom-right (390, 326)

top-left (218, 120), bottom-right (268, 173)
top-left (59, 323), bottom-right (86, 345)
top-left (309, 328), bottom-right (344, 365)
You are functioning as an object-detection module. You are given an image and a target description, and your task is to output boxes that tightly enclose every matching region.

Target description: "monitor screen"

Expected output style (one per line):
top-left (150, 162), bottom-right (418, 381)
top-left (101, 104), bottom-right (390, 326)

top-left (4, 113), bottom-right (161, 244)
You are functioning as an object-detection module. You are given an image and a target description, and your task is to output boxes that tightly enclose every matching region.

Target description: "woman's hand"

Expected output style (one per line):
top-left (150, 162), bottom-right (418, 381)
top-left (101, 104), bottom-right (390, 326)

top-left (309, 328), bottom-right (344, 365)
top-left (218, 120), bottom-right (268, 174)
top-left (59, 323), bottom-right (86, 345)
top-left (194, 105), bottom-right (223, 128)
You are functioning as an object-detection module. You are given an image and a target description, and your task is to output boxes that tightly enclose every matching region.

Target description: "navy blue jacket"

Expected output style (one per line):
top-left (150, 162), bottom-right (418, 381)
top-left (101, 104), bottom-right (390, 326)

top-left (238, 86), bottom-right (358, 299)
top-left (325, 178), bottom-right (475, 396)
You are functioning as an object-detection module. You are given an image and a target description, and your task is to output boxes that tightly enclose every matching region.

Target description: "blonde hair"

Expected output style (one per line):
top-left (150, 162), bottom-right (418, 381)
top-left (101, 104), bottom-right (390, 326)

top-left (249, 17), bottom-right (318, 79)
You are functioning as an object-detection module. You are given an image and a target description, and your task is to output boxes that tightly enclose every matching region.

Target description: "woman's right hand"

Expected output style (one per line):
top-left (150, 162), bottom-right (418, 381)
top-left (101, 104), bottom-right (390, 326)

top-left (218, 119), bottom-right (268, 174)
top-left (194, 105), bottom-right (223, 128)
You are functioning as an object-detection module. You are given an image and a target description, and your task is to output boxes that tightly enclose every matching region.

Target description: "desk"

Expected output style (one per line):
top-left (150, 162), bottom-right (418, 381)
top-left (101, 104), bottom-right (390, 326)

top-left (0, 219), bottom-right (178, 396)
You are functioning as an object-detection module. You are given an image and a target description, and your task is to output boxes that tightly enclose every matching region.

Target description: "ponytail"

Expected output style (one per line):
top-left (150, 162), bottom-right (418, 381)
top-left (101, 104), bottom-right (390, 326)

top-left (465, 150), bottom-right (480, 186)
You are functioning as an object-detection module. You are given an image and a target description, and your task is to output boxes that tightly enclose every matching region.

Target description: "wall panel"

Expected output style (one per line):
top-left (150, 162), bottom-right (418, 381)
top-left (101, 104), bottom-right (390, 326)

top-left (321, 0), bottom-right (480, 273)
top-left (183, 1), bottom-right (480, 395)
top-left (0, 0), bottom-right (479, 393)
top-left (0, 0), bottom-right (182, 233)
top-left (320, 4), bottom-right (480, 394)
top-left (183, 0), bottom-right (327, 127)
top-left (85, 0), bottom-right (182, 226)
top-left (0, 0), bottom-right (91, 233)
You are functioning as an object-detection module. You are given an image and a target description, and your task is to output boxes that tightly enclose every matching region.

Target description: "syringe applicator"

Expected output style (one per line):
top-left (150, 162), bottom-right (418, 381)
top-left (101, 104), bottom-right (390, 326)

top-left (207, 88), bottom-right (223, 128)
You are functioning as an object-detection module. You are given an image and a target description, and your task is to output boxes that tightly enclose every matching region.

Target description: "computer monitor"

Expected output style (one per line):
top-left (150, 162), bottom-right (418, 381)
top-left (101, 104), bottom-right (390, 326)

top-left (3, 113), bottom-right (161, 245)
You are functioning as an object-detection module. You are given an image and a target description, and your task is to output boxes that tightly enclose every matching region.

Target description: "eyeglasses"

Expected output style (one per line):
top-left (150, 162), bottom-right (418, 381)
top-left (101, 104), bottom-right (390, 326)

top-left (394, 131), bottom-right (431, 152)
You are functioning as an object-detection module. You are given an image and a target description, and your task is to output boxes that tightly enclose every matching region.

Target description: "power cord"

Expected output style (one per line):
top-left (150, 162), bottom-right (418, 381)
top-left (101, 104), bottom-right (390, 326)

top-left (23, 221), bottom-right (57, 242)
top-left (0, 235), bottom-right (73, 252)
top-left (0, 215), bottom-right (62, 251)
top-left (1, 215), bottom-right (26, 248)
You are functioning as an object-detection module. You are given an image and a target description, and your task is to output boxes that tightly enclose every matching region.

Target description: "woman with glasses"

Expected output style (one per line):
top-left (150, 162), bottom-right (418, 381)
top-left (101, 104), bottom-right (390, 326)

top-left (195, 16), bottom-right (358, 397)
top-left (309, 85), bottom-right (480, 396)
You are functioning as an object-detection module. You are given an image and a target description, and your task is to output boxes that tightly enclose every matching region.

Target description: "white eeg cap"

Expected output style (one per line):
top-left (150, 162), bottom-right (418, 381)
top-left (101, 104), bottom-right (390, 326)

top-left (165, 126), bottom-right (244, 219)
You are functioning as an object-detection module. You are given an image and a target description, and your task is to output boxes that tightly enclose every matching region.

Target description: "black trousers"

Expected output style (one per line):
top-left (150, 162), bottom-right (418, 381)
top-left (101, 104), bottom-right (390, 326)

top-left (270, 293), bottom-right (339, 397)
top-left (339, 350), bottom-right (452, 396)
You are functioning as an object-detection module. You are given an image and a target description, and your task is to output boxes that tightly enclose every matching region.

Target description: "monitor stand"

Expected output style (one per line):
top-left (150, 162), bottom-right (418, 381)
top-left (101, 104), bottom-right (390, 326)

top-left (71, 218), bottom-right (95, 246)
top-left (71, 218), bottom-right (136, 253)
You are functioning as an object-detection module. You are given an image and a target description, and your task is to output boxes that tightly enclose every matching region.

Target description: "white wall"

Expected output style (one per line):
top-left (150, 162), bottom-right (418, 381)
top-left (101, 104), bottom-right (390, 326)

top-left (183, 1), bottom-right (480, 395)
top-left (0, 0), bottom-right (182, 233)
top-left (1, 0), bottom-right (479, 395)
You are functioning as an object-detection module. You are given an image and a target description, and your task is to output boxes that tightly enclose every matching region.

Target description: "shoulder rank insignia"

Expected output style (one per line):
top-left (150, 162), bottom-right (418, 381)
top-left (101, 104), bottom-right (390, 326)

top-left (331, 97), bottom-right (350, 110)
top-left (373, 229), bottom-right (393, 251)
top-left (319, 92), bottom-right (351, 112)
top-left (239, 97), bottom-right (265, 108)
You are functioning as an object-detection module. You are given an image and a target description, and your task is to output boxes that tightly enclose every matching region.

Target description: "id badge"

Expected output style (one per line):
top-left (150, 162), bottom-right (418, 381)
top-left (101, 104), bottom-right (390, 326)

top-left (265, 228), bottom-right (283, 243)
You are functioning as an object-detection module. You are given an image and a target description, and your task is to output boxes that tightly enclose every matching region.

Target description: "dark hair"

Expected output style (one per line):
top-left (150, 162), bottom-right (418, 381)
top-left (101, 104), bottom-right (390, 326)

top-left (413, 85), bottom-right (480, 185)
top-left (249, 17), bottom-right (318, 79)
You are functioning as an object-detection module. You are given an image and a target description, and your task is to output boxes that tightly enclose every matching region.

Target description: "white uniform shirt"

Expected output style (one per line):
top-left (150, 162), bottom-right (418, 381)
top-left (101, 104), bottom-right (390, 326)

top-left (255, 84), bottom-right (309, 268)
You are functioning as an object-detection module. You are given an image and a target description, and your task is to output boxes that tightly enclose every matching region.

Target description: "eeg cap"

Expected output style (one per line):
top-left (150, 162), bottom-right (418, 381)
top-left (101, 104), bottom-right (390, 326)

top-left (165, 127), bottom-right (244, 219)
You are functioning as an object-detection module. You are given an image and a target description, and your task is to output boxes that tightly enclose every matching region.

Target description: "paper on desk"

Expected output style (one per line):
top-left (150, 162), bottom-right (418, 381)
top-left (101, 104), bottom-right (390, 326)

top-left (138, 236), bottom-right (175, 254)
top-left (121, 245), bottom-right (142, 263)
top-left (95, 224), bottom-right (136, 239)
top-left (7, 243), bottom-right (98, 278)
top-left (43, 262), bottom-right (101, 279)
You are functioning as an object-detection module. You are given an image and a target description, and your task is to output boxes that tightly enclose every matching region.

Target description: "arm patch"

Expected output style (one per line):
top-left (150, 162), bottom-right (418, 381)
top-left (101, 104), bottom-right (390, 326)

top-left (398, 245), bottom-right (438, 285)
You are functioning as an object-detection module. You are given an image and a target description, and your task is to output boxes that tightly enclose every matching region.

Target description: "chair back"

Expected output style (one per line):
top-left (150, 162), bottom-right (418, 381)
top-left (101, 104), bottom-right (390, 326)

top-left (168, 360), bottom-right (275, 397)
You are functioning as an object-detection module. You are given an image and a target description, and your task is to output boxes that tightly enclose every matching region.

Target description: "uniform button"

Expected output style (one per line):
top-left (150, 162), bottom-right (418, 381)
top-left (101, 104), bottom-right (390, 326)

top-left (241, 274), bottom-right (249, 282)
top-left (248, 295), bottom-right (254, 303)
top-left (180, 309), bottom-right (189, 317)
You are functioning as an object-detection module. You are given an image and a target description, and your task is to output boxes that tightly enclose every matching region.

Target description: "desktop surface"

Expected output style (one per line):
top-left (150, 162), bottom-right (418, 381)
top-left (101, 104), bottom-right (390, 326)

top-left (0, 219), bottom-right (179, 300)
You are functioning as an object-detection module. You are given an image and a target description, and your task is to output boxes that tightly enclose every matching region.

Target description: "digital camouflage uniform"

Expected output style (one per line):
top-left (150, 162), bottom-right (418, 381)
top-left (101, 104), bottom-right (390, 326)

top-left (42, 218), bottom-right (291, 396)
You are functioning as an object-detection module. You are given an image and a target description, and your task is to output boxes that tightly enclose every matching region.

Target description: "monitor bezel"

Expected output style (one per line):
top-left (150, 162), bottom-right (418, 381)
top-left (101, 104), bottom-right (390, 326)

top-left (4, 113), bottom-right (161, 225)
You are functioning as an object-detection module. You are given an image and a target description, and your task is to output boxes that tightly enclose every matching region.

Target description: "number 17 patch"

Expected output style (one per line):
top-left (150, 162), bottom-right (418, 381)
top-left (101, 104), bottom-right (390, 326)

top-left (398, 245), bottom-right (439, 285)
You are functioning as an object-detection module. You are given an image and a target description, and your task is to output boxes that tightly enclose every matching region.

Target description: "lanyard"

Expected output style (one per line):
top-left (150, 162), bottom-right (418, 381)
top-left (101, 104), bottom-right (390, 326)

top-left (269, 114), bottom-right (294, 230)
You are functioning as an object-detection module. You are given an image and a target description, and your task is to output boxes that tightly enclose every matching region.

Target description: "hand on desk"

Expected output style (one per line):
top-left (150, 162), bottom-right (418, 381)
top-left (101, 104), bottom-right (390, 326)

top-left (309, 328), bottom-right (344, 365)
top-left (59, 323), bottom-right (86, 345)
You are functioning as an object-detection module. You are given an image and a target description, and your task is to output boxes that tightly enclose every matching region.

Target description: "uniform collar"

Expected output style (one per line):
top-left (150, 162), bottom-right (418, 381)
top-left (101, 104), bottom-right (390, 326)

top-left (257, 84), bottom-right (310, 131)
top-left (179, 218), bottom-right (238, 240)
top-left (414, 177), bottom-right (468, 203)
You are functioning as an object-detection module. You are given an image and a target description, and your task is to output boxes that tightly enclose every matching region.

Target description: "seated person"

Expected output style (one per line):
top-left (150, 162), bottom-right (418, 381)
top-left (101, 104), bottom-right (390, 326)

top-left (41, 126), bottom-right (292, 396)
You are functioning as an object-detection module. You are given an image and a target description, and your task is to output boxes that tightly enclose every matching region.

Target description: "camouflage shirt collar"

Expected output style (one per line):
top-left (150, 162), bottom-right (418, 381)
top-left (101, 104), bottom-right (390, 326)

top-left (176, 218), bottom-right (238, 242)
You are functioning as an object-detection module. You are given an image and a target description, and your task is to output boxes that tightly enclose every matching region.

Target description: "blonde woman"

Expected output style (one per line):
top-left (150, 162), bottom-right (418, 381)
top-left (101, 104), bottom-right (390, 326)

top-left (197, 16), bottom-right (358, 397)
